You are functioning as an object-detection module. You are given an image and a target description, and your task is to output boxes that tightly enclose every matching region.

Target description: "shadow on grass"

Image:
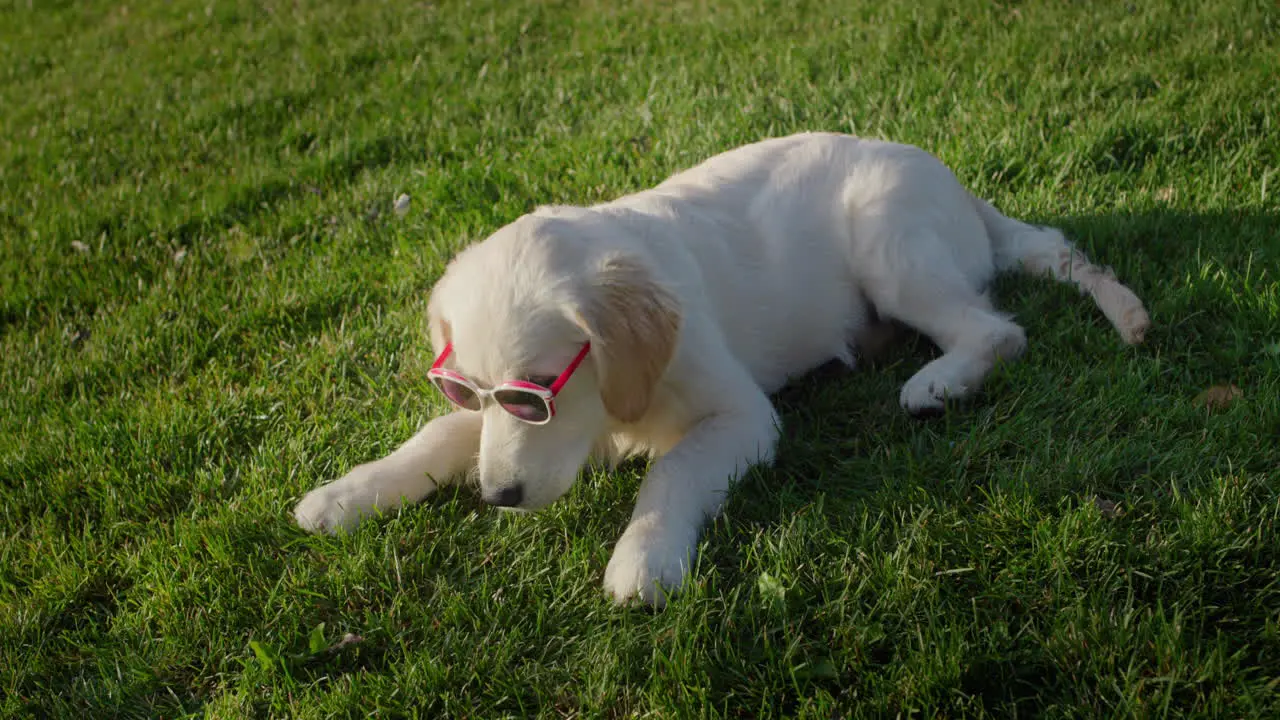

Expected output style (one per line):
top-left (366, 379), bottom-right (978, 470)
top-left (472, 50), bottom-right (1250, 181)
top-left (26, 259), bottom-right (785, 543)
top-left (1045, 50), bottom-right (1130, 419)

top-left (674, 206), bottom-right (1277, 711)
top-left (717, 204), bottom-right (1277, 523)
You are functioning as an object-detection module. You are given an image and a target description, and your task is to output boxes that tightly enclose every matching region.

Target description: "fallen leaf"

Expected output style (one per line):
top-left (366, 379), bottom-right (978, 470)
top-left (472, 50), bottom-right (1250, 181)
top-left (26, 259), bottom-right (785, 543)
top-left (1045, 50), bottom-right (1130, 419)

top-left (71, 240), bottom-right (90, 253)
top-left (248, 640), bottom-right (279, 672)
top-left (225, 235), bottom-right (256, 264)
top-left (173, 248), bottom-right (188, 264)
top-left (757, 571), bottom-right (786, 604)
top-left (394, 193), bottom-right (411, 216)
top-left (1093, 496), bottom-right (1122, 518)
top-left (329, 633), bottom-right (363, 653)
top-left (1194, 384), bottom-right (1242, 412)
top-left (308, 622), bottom-right (327, 655)
top-left (1155, 186), bottom-right (1176, 202)
top-left (67, 327), bottom-right (91, 347)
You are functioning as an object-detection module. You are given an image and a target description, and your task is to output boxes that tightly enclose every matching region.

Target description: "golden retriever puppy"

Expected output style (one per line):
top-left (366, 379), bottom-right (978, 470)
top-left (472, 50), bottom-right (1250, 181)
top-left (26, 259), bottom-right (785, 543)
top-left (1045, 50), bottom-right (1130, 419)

top-left (295, 132), bottom-right (1149, 606)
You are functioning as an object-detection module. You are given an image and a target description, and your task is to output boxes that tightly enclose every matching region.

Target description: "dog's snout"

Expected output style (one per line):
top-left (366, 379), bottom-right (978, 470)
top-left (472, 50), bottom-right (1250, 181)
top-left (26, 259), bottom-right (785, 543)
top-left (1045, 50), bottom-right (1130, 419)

top-left (484, 484), bottom-right (524, 507)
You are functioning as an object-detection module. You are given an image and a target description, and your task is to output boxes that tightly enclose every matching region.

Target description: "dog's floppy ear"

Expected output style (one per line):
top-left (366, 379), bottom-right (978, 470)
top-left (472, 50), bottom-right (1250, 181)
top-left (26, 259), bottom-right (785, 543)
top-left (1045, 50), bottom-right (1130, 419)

top-left (426, 287), bottom-right (452, 358)
top-left (568, 253), bottom-right (681, 423)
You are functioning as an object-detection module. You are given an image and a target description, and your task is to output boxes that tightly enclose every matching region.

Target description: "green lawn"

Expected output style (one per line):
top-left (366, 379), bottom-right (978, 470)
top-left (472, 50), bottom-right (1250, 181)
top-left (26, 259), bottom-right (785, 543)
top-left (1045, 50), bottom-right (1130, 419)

top-left (3, 0), bottom-right (1278, 716)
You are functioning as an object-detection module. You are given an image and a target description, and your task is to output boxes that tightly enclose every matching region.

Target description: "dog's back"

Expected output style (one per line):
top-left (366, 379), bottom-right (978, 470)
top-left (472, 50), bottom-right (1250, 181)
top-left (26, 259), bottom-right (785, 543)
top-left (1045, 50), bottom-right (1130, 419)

top-left (589, 133), bottom-right (1147, 398)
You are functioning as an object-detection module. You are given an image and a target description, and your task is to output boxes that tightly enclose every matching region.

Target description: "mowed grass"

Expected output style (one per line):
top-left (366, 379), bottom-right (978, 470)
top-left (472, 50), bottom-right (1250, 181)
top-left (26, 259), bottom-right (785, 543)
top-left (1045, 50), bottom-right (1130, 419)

top-left (2, 0), bottom-right (1278, 716)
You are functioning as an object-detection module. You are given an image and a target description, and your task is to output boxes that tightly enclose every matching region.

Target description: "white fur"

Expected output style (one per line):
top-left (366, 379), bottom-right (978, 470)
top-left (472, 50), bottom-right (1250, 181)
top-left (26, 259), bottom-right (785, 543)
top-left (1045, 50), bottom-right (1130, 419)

top-left (294, 133), bottom-right (1149, 606)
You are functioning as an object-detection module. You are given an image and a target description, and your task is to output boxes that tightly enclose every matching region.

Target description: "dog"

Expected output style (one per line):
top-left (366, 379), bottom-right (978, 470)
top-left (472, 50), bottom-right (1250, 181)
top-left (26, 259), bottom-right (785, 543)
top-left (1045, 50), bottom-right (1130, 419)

top-left (294, 132), bottom-right (1149, 606)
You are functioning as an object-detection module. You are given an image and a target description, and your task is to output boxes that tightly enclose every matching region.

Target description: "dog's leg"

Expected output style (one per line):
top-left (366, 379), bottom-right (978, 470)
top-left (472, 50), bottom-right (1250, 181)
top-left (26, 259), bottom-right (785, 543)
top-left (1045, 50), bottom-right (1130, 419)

top-left (896, 306), bottom-right (1027, 415)
top-left (868, 270), bottom-right (1027, 416)
top-left (294, 410), bottom-right (481, 533)
top-left (604, 385), bottom-right (779, 607)
top-left (975, 197), bottom-right (1150, 344)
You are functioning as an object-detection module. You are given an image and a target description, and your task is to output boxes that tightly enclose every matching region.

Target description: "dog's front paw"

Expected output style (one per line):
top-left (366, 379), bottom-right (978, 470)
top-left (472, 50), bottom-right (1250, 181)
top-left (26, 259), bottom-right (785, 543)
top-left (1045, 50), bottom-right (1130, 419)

top-left (294, 481), bottom-right (370, 535)
top-left (294, 464), bottom-right (407, 534)
top-left (604, 519), bottom-right (698, 608)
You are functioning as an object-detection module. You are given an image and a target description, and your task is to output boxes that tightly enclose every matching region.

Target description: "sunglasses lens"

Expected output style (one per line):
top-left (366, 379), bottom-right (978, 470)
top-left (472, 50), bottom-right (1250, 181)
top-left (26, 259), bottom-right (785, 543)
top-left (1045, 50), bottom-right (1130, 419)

top-left (432, 376), bottom-right (481, 411)
top-left (494, 389), bottom-right (550, 423)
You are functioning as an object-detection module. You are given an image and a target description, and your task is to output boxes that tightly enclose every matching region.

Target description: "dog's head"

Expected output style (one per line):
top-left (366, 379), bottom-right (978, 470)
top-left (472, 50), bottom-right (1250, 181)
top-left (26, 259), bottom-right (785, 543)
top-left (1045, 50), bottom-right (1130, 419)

top-left (426, 211), bottom-right (681, 509)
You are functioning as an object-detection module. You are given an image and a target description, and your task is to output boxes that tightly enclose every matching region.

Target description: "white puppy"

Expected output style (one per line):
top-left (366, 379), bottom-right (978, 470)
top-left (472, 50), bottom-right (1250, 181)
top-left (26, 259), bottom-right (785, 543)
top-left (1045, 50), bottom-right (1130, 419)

top-left (295, 132), bottom-right (1149, 606)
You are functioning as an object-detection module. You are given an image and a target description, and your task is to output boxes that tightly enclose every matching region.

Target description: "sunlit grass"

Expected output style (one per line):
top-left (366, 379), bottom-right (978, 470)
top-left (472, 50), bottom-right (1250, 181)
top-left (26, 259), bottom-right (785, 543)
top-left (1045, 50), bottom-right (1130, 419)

top-left (2, 0), bottom-right (1278, 716)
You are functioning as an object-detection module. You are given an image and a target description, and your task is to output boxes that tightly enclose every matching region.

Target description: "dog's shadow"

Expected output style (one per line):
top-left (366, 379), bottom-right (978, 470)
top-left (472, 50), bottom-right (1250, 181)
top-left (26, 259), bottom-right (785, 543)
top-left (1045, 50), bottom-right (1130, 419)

top-left (698, 205), bottom-right (1276, 599)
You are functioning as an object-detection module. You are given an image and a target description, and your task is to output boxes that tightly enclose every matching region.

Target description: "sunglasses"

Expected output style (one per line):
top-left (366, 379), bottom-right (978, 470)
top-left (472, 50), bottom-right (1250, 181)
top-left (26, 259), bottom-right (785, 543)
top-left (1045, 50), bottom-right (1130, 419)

top-left (427, 342), bottom-right (591, 425)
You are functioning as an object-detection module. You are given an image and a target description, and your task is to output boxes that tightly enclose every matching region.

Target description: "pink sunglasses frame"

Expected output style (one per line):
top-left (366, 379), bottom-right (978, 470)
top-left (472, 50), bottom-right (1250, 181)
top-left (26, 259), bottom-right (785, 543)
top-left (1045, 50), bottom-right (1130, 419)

top-left (427, 342), bottom-right (592, 425)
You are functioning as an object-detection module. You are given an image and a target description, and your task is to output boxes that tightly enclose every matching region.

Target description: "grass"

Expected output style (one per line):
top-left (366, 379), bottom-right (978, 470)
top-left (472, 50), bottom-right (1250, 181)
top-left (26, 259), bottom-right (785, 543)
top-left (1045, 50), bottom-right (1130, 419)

top-left (2, 0), bottom-right (1278, 716)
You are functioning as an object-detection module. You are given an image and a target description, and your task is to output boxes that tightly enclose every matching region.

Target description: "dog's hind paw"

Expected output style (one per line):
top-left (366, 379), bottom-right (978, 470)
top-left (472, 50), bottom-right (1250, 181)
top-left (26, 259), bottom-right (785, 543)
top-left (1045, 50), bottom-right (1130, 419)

top-left (1119, 305), bottom-right (1150, 345)
top-left (900, 372), bottom-right (967, 416)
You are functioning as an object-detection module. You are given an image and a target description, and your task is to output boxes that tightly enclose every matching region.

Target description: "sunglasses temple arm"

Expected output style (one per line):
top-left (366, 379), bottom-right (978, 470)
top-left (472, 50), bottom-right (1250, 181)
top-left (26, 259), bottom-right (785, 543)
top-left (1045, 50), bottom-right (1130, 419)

top-left (430, 342), bottom-right (454, 371)
top-left (550, 343), bottom-right (591, 394)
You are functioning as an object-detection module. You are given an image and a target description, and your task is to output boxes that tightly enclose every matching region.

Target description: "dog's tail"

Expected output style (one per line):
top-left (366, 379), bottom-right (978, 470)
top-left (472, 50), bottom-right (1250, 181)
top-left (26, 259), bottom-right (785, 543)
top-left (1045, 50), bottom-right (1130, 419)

top-left (973, 195), bottom-right (1150, 345)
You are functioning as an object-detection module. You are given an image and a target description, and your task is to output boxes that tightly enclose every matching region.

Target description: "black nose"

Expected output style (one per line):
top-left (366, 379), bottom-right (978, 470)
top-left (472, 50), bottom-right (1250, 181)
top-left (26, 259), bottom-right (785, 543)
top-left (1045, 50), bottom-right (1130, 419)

top-left (484, 485), bottom-right (524, 507)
